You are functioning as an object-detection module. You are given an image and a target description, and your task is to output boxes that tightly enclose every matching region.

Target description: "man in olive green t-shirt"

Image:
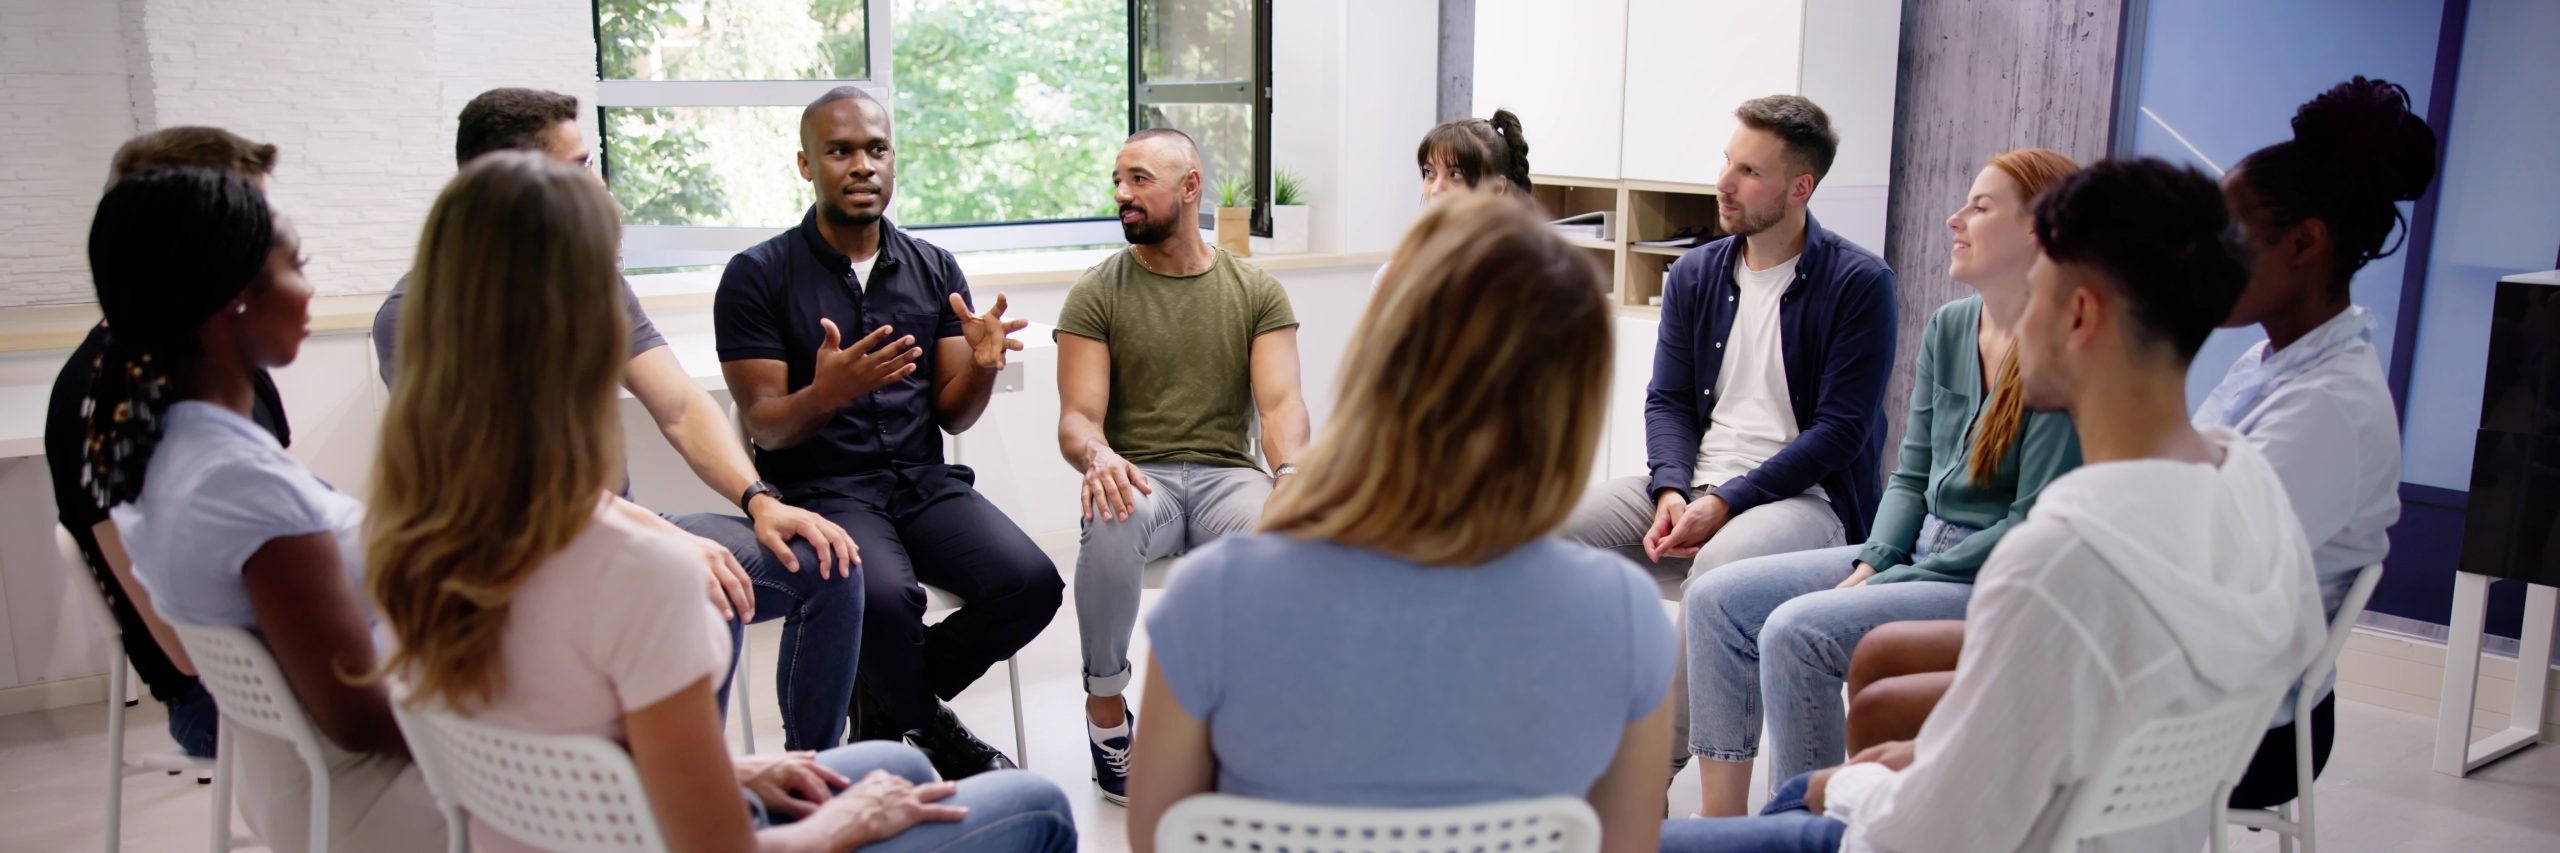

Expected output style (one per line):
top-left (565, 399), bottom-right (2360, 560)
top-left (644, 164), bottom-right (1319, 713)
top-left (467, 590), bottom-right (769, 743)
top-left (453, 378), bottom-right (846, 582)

top-left (1054, 128), bottom-right (1309, 804)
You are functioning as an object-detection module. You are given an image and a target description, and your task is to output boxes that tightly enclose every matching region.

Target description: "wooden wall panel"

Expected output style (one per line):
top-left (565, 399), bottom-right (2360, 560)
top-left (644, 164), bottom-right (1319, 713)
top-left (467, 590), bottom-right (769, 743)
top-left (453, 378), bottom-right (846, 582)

top-left (1878, 0), bottom-right (2123, 470)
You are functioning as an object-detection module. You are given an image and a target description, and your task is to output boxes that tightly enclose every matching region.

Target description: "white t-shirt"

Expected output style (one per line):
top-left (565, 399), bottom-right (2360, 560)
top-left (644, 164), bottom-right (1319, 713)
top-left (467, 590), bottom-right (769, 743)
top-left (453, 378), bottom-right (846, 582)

top-left (1694, 252), bottom-right (1821, 500)
top-left (852, 252), bottom-right (880, 293)
top-left (117, 401), bottom-right (369, 631)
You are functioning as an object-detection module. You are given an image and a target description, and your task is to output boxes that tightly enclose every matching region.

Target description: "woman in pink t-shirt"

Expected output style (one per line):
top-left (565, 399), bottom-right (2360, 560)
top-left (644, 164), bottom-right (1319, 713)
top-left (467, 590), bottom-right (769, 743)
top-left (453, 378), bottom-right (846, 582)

top-left (364, 151), bottom-right (1072, 853)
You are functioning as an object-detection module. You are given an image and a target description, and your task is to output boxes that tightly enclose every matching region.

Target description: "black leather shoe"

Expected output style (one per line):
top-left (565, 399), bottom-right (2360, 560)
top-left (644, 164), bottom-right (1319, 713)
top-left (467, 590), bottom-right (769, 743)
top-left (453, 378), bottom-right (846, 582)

top-left (907, 701), bottom-right (1016, 780)
top-left (849, 686), bottom-right (905, 744)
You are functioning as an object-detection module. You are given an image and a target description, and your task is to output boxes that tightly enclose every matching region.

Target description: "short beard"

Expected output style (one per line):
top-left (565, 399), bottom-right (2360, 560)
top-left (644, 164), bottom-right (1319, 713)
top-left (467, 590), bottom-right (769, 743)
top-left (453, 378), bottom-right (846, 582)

top-left (1720, 202), bottom-right (1784, 239)
top-left (820, 201), bottom-right (882, 228)
top-left (1122, 211), bottom-right (1179, 246)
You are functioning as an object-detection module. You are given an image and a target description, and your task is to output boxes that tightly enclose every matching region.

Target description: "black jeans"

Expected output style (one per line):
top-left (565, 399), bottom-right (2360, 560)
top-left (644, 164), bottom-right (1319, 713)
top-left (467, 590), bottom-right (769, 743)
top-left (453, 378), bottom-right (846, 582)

top-left (2230, 692), bottom-right (2337, 809)
top-left (806, 473), bottom-right (1062, 731)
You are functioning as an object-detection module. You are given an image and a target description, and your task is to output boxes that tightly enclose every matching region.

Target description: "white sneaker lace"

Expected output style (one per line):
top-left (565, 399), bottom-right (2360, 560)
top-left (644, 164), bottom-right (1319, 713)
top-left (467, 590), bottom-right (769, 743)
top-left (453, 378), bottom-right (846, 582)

top-left (1097, 739), bottom-right (1133, 777)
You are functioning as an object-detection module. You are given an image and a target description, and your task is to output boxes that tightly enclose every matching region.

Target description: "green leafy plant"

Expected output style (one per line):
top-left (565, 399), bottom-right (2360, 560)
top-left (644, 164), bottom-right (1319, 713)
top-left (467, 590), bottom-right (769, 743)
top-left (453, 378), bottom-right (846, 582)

top-left (1215, 174), bottom-right (1251, 209)
top-left (1272, 168), bottom-right (1306, 206)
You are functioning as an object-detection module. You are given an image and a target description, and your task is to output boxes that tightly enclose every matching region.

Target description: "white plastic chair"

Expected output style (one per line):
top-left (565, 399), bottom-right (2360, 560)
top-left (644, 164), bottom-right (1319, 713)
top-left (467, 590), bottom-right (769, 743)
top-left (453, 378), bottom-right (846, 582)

top-left (166, 619), bottom-right (335, 853)
top-left (727, 583), bottom-right (1028, 767)
top-left (54, 526), bottom-right (219, 852)
top-left (2227, 563), bottom-right (2386, 853)
top-left (1154, 794), bottom-right (1602, 853)
top-left (2046, 691), bottom-right (2286, 853)
top-left (395, 701), bottom-right (666, 852)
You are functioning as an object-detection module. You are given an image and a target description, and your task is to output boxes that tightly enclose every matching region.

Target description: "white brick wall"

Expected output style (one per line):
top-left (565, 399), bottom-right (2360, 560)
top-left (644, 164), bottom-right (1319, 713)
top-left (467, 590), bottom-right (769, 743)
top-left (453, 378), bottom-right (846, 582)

top-left (0, 0), bottom-right (596, 307)
top-left (0, 0), bottom-right (141, 307)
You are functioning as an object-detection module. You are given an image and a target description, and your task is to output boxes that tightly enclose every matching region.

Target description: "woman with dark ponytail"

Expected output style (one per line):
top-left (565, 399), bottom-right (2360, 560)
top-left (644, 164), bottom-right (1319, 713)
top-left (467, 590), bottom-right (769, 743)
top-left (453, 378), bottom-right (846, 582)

top-left (93, 167), bottom-right (443, 852)
top-left (1415, 108), bottom-right (1533, 201)
top-left (2206, 74), bottom-right (2431, 809)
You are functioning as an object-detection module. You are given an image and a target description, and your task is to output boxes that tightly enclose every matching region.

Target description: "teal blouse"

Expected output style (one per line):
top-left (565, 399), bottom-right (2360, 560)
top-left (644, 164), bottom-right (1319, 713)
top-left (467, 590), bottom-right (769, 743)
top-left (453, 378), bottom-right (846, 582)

top-left (1859, 297), bottom-right (2082, 585)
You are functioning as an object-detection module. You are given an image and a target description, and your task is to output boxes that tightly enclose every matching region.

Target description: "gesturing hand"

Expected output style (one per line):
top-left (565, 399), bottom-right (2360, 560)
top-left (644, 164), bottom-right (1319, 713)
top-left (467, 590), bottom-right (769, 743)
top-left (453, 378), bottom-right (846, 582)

top-left (813, 319), bottom-right (922, 403)
top-left (1081, 445), bottom-right (1154, 522)
top-left (950, 292), bottom-right (1029, 370)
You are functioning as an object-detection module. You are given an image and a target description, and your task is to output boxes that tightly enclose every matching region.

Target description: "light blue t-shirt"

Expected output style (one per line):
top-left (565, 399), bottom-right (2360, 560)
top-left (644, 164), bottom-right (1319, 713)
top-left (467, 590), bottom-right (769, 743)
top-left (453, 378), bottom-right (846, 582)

top-left (1145, 533), bottom-right (1677, 807)
top-left (115, 401), bottom-right (369, 631)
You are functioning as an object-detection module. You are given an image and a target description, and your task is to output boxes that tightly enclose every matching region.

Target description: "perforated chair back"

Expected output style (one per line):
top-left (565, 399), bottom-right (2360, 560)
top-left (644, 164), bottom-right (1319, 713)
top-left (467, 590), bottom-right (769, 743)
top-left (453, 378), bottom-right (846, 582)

top-left (163, 618), bottom-right (334, 852)
top-left (2048, 692), bottom-right (2283, 853)
top-left (399, 704), bottom-right (668, 852)
top-left (1155, 793), bottom-right (1601, 853)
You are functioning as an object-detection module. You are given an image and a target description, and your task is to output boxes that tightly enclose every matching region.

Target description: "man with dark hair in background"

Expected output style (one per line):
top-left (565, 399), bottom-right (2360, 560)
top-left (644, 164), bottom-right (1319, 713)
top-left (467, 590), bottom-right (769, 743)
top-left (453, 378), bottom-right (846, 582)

top-left (716, 86), bottom-right (1061, 780)
top-left (45, 126), bottom-right (291, 761)
top-left (1559, 95), bottom-right (1898, 795)
top-left (372, 87), bottom-right (870, 752)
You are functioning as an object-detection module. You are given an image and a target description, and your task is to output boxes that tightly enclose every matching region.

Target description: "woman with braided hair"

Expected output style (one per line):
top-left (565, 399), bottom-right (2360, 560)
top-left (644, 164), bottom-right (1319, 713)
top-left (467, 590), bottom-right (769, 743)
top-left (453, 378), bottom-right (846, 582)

top-left (91, 166), bottom-right (443, 852)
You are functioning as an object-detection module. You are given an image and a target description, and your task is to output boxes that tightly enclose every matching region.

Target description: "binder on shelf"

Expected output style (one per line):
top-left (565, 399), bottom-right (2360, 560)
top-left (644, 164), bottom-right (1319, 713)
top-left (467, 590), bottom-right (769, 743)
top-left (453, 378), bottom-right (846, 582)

top-left (1549, 210), bottom-right (1613, 241)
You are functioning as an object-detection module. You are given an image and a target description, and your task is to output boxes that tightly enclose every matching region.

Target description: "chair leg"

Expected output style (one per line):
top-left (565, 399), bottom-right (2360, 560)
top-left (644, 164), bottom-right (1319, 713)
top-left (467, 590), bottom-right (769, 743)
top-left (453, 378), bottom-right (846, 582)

top-left (307, 751), bottom-right (332, 853)
top-left (106, 651), bottom-right (126, 853)
top-left (210, 724), bottom-right (233, 852)
top-left (2210, 786), bottom-right (2231, 853)
top-left (736, 635), bottom-right (756, 754)
top-left (2295, 697), bottom-right (2317, 853)
top-left (1007, 657), bottom-right (1028, 770)
top-left (443, 806), bottom-right (467, 853)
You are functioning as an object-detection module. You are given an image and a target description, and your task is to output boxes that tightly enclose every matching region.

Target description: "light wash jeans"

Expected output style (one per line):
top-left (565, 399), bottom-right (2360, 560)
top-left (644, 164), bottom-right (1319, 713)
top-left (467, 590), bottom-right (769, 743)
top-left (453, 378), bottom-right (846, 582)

top-left (1686, 514), bottom-right (1978, 787)
top-left (751, 740), bottom-right (1077, 852)
top-left (1563, 475), bottom-right (1846, 774)
top-left (1075, 461), bottom-right (1272, 696)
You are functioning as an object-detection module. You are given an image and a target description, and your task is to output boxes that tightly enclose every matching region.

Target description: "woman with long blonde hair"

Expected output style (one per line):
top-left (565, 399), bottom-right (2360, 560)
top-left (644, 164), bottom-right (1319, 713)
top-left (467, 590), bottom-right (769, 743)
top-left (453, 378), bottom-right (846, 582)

top-left (368, 151), bottom-right (1071, 853)
top-left (1678, 148), bottom-right (2085, 817)
top-left (1126, 192), bottom-right (1674, 853)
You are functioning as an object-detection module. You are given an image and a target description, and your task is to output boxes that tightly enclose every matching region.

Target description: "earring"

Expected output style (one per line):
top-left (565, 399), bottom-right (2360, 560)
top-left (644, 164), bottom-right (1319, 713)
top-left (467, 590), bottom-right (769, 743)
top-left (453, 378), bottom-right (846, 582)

top-left (234, 304), bottom-right (248, 315)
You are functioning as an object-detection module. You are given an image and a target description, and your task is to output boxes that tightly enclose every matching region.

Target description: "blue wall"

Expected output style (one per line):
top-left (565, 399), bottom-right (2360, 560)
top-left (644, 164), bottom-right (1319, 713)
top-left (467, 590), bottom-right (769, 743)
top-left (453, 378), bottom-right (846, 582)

top-left (2117, 0), bottom-right (2446, 409)
top-left (2400, 0), bottom-right (2560, 491)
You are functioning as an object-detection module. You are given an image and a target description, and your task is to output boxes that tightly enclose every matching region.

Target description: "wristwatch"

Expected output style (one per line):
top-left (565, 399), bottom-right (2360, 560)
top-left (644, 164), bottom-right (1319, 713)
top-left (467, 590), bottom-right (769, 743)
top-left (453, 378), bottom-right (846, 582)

top-left (737, 480), bottom-right (783, 513)
top-left (1273, 463), bottom-right (1298, 477)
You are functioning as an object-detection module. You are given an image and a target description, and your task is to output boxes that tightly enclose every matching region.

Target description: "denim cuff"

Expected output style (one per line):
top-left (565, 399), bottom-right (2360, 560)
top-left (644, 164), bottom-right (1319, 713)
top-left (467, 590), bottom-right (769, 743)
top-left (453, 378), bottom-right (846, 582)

top-left (1085, 662), bottom-right (1134, 697)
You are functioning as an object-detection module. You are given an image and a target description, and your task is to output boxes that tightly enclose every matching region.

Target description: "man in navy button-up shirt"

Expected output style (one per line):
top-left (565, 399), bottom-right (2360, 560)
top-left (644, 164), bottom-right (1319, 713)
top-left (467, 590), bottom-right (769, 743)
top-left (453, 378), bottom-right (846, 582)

top-left (1559, 95), bottom-right (1896, 794)
top-left (717, 87), bottom-right (1063, 779)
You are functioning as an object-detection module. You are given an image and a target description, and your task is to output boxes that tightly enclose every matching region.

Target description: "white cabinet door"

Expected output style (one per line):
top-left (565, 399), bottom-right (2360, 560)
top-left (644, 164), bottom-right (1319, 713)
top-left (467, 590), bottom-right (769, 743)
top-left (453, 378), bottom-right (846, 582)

top-left (1605, 314), bottom-right (1663, 483)
top-left (1474, 0), bottom-right (1628, 180)
top-left (1621, 0), bottom-right (1806, 187)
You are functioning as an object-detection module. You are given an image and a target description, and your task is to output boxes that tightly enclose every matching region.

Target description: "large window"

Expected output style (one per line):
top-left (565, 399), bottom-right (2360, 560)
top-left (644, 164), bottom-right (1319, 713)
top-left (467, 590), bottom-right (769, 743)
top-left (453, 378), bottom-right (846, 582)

top-left (594, 0), bottom-right (1270, 263)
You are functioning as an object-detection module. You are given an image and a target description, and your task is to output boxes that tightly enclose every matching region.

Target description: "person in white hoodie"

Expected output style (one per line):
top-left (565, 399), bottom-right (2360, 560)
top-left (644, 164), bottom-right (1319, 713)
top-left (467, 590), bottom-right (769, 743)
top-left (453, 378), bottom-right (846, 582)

top-left (1657, 157), bottom-right (2329, 853)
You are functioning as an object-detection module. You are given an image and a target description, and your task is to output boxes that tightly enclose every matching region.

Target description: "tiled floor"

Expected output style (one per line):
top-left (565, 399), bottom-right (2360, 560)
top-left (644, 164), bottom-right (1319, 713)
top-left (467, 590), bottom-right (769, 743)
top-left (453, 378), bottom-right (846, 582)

top-left (5, 538), bottom-right (2558, 851)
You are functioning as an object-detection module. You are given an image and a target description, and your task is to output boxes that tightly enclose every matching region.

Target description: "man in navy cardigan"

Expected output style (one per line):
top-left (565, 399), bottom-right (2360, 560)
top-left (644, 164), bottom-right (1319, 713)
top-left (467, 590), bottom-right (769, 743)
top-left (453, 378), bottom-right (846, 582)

top-left (1563, 94), bottom-right (1896, 771)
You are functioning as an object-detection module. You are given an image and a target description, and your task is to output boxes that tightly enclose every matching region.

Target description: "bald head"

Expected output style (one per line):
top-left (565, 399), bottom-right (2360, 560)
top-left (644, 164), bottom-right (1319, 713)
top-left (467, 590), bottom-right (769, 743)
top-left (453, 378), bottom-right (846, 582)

top-left (1112, 129), bottom-right (1205, 246)
top-left (1124, 128), bottom-right (1200, 173)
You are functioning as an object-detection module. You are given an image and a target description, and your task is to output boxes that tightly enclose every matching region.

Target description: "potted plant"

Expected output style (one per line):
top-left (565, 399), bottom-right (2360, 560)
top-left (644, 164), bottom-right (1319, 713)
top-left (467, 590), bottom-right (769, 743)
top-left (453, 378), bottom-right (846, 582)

top-left (1214, 174), bottom-right (1252, 257)
top-left (1262, 168), bottom-right (1310, 255)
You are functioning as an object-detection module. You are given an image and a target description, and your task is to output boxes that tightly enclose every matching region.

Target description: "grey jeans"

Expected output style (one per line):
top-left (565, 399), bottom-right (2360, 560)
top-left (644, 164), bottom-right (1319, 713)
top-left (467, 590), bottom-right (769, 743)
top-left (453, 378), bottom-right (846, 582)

top-left (1560, 475), bottom-right (1845, 770)
top-left (1077, 461), bottom-right (1274, 696)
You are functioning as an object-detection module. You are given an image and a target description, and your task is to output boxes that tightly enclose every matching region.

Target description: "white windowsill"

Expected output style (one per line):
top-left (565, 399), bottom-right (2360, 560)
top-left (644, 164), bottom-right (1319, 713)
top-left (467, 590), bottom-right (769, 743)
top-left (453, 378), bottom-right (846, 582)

top-left (0, 246), bottom-right (1391, 354)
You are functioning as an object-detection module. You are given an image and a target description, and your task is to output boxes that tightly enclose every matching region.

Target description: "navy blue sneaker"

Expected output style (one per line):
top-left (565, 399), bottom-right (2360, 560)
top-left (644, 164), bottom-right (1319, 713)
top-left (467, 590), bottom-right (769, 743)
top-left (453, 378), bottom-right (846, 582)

top-left (1089, 712), bottom-right (1134, 806)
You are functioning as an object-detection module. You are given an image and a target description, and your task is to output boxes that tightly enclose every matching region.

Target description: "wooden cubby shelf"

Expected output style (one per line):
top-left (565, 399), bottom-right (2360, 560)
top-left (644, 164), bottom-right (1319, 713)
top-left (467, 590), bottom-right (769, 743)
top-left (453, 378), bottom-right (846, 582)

top-left (1526, 174), bottom-right (1723, 315)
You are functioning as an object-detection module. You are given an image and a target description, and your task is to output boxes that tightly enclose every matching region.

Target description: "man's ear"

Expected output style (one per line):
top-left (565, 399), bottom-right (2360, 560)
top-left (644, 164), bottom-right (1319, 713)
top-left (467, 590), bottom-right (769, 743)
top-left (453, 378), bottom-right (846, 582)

top-left (796, 149), bottom-right (812, 183)
top-left (1182, 168), bottom-right (1202, 205)
top-left (1791, 171), bottom-right (1817, 206)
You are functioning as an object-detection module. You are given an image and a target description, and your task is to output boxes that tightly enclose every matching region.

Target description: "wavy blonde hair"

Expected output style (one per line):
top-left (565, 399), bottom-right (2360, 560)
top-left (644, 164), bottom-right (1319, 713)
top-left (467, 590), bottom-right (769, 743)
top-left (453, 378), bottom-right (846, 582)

top-left (362, 151), bottom-right (628, 710)
top-left (1967, 147), bottom-right (2080, 484)
top-left (1258, 192), bottom-right (1611, 564)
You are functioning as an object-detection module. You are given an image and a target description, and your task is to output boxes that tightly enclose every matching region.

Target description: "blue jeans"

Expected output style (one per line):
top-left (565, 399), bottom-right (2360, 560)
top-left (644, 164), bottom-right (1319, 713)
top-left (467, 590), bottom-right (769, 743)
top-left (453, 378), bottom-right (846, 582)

top-left (167, 680), bottom-right (219, 759)
top-left (670, 512), bottom-right (865, 751)
top-left (752, 740), bottom-right (1077, 852)
top-left (1659, 771), bottom-right (1845, 852)
top-left (1686, 515), bottom-right (1978, 786)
